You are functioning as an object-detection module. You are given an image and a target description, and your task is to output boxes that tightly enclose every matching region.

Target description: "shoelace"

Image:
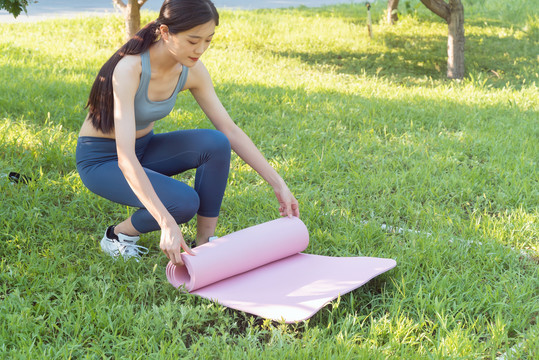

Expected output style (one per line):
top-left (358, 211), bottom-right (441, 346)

top-left (119, 242), bottom-right (149, 258)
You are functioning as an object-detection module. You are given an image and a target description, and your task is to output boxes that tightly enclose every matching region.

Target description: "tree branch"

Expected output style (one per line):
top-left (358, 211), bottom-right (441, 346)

top-left (138, 0), bottom-right (148, 6)
top-left (112, 0), bottom-right (127, 12)
top-left (420, 0), bottom-right (450, 22)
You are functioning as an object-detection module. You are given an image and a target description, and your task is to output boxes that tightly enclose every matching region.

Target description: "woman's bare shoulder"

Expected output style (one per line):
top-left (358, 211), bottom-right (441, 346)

top-left (184, 60), bottom-right (212, 91)
top-left (114, 54), bottom-right (143, 77)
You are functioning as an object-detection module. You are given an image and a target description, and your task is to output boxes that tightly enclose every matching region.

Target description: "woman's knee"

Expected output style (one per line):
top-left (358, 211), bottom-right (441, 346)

top-left (205, 129), bottom-right (231, 155)
top-left (131, 187), bottom-right (199, 233)
top-left (165, 187), bottom-right (200, 224)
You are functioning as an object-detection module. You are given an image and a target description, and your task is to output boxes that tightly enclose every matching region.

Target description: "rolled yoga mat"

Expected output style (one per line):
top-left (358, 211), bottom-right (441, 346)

top-left (166, 217), bottom-right (397, 323)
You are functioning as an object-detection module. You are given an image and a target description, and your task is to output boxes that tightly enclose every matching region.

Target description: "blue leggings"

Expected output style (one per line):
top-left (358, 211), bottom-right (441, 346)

top-left (76, 129), bottom-right (231, 233)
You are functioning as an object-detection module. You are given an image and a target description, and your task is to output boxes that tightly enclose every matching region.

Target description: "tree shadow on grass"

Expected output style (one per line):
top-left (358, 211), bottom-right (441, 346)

top-left (464, 31), bottom-right (538, 86)
top-left (267, 12), bottom-right (537, 88)
top-left (274, 31), bottom-right (536, 88)
top-left (274, 32), bottom-right (448, 81)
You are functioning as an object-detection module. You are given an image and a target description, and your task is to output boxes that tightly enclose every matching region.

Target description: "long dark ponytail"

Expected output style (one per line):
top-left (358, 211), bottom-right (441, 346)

top-left (85, 0), bottom-right (219, 133)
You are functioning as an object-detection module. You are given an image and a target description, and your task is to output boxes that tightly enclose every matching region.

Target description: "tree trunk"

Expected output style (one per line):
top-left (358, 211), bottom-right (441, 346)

top-left (126, 0), bottom-right (141, 40)
top-left (419, 0), bottom-right (465, 80)
top-left (446, 0), bottom-right (465, 79)
top-left (112, 0), bottom-right (148, 40)
top-left (387, 0), bottom-right (400, 25)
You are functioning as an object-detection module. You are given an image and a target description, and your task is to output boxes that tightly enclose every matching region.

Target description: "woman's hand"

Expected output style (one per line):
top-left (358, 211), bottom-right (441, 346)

top-left (160, 222), bottom-right (195, 266)
top-left (274, 183), bottom-right (300, 218)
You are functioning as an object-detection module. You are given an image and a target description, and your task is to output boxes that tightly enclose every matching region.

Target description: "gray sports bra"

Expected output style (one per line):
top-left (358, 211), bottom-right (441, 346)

top-left (133, 51), bottom-right (189, 130)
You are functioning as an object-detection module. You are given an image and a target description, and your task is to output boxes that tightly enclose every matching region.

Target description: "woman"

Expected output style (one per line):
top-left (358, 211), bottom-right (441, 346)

top-left (76, 0), bottom-right (299, 266)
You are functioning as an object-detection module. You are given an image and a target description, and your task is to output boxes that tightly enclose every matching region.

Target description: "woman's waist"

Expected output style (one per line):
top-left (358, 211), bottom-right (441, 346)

top-left (77, 130), bottom-right (154, 164)
top-left (78, 118), bottom-right (154, 139)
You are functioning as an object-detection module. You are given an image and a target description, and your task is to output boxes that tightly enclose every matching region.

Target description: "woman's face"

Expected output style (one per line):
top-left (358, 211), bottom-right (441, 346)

top-left (163, 20), bottom-right (216, 67)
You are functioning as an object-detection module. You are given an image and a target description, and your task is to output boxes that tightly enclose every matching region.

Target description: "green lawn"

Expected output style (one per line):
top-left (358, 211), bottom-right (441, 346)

top-left (1, 1), bottom-right (537, 358)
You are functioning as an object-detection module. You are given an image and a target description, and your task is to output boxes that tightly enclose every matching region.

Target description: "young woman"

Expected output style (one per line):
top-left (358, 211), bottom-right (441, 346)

top-left (76, 0), bottom-right (299, 266)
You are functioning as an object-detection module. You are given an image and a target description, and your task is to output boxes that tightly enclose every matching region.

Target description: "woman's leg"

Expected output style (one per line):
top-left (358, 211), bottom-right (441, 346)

top-left (77, 135), bottom-right (200, 235)
top-left (77, 129), bottom-right (230, 237)
top-left (140, 129), bottom-right (231, 216)
top-left (115, 217), bottom-right (140, 236)
top-left (78, 159), bottom-right (200, 233)
top-left (196, 215), bottom-right (219, 245)
top-left (140, 129), bottom-right (231, 240)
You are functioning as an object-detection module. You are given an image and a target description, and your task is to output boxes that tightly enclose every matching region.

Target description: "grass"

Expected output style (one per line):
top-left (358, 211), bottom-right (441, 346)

top-left (1, 1), bottom-right (538, 358)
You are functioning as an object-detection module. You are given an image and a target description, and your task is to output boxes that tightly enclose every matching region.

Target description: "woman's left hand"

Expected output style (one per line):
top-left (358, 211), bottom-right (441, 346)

top-left (274, 183), bottom-right (300, 218)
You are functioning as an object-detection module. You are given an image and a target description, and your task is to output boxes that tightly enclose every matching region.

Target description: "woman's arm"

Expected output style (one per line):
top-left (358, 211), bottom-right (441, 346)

top-left (186, 61), bottom-right (299, 217)
top-left (112, 56), bottom-right (193, 265)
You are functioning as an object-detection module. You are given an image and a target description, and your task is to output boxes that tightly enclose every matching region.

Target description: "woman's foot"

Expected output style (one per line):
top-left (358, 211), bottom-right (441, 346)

top-left (101, 226), bottom-right (148, 261)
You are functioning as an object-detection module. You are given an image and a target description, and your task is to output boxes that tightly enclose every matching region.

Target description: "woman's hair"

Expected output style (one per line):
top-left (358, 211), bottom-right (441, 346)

top-left (86, 0), bottom-right (219, 133)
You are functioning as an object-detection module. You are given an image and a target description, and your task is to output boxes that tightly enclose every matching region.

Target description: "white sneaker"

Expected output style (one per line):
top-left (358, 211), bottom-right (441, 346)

top-left (100, 226), bottom-right (148, 261)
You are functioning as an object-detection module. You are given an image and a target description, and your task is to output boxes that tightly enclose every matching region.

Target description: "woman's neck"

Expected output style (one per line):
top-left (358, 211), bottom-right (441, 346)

top-left (148, 40), bottom-right (181, 74)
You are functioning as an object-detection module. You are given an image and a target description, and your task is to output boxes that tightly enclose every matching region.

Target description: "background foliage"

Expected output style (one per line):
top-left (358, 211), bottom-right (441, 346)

top-left (0, 0), bottom-right (34, 17)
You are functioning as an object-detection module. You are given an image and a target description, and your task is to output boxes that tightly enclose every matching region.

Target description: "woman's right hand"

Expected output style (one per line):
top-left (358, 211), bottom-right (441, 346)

top-left (160, 222), bottom-right (194, 266)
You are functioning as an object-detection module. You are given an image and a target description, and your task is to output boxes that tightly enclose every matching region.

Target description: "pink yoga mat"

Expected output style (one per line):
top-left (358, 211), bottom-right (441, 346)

top-left (166, 217), bottom-right (396, 323)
